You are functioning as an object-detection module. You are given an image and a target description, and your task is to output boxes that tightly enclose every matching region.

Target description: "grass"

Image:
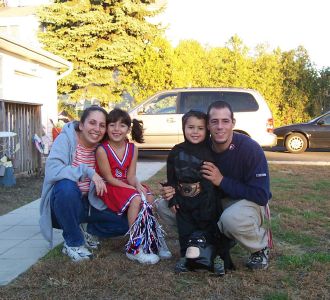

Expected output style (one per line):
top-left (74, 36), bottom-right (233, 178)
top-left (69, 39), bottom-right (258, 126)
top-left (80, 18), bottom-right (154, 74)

top-left (0, 164), bottom-right (330, 299)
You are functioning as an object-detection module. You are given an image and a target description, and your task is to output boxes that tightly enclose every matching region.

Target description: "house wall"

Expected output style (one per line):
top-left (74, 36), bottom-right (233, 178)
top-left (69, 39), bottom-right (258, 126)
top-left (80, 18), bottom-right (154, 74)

top-left (0, 51), bottom-right (58, 133)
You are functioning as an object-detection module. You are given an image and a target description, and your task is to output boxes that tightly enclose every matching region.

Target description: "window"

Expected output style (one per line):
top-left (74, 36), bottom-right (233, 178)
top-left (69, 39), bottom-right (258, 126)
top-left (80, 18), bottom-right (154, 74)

top-left (142, 93), bottom-right (177, 115)
top-left (179, 91), bottom-right (259, 113)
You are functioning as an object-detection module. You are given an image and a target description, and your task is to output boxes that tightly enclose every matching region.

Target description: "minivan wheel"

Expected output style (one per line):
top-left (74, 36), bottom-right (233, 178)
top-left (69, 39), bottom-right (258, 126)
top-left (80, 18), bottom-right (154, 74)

top-left (285, 133), bottom-right (308, 153)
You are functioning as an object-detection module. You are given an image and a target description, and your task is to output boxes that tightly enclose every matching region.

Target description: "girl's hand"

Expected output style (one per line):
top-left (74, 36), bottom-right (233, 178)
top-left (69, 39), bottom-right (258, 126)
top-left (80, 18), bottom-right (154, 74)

top-left (92, 173), bottom-right (106, 196)
top-left (136, 182), bottom-right (147, 197)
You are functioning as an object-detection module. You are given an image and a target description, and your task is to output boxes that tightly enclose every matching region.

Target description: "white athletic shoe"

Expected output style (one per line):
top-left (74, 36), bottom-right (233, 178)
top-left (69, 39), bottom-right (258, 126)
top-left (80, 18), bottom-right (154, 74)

top-left (126, 248), bottom-right (160, 264)
top-left (62, 243), bottom-right (93, 262)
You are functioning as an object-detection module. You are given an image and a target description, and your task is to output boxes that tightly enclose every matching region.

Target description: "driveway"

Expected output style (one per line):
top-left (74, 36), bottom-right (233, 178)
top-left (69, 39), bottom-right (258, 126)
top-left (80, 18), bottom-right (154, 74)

top-left (139, 148), bottom-right (330, 165)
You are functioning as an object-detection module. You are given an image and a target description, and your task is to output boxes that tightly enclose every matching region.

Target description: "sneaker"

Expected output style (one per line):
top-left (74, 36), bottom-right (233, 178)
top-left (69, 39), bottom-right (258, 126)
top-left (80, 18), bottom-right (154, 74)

top-left (158, 240), bottom-right (172, 259)
top-left (174, 257), bottom-right (188, 273)
top-left (80, 224), bottom-right (100, 250)
top-left (126, 249), bottom-right (160, 265)
top-left (246, 247), bottom-right (269, 270)
top-left (213, 255), bottom-right (225, 276)
top-left (62, 243), bottom-right (93, 262)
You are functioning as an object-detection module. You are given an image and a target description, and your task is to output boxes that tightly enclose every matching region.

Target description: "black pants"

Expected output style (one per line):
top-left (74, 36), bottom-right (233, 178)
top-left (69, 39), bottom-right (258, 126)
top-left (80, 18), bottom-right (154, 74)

top-left (176, 194), bottom-right (217, 257)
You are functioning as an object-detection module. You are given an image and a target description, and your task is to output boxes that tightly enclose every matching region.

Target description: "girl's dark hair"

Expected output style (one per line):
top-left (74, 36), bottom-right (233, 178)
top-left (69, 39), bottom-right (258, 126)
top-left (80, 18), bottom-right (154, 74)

top-left (108, 108), bottom-right (144, 143)
top-left (76, 105), bottom-right (108, 132)
top-left (182, 109), bottom-right (207, 132)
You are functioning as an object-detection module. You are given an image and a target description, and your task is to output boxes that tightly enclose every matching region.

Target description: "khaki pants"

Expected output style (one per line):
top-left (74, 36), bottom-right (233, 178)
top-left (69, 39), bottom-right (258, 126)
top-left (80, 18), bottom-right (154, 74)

top-left (155, 197), bottom-right (268, 253)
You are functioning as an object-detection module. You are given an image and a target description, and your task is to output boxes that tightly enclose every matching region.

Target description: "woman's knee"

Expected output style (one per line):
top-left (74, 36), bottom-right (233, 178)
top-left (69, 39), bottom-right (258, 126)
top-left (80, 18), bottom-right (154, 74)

top-left (53, 179), bottom-right (81, 204)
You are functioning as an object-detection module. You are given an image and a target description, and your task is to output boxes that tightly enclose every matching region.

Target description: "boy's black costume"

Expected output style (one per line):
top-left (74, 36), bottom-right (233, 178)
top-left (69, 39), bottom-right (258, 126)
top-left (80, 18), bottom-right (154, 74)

top-left (167, 138), bottom-right (234, 271)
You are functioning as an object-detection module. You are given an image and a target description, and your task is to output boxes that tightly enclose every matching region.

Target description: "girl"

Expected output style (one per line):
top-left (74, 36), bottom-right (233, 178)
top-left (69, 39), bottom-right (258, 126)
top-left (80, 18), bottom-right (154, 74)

top-left (96, 108), bottom-right (171, 264)
top-left (166, 110), bottom-right (225, 274)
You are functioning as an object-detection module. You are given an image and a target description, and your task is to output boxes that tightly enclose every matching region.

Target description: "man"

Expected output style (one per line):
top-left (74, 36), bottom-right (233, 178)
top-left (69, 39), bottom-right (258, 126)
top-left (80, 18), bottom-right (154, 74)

top-left (157, 100), bottom-right (272, 270)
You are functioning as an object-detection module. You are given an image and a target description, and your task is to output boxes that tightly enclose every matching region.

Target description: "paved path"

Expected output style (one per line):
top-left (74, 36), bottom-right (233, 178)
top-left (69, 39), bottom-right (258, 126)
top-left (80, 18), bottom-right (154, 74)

top-left (0, 161), bottom-right (165, 286)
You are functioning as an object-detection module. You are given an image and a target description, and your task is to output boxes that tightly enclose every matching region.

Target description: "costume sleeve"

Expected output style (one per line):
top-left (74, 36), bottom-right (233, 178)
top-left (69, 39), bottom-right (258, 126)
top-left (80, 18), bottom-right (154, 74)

top-left (45, 133), bottom-right (95, 185)
top-left (219, 145), bottom-right (271, 206)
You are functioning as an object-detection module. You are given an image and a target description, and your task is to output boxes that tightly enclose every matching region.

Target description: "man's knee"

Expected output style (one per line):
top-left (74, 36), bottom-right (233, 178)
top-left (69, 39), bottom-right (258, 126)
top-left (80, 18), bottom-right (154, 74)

top-left (218, 211), bottom-right (239, 236)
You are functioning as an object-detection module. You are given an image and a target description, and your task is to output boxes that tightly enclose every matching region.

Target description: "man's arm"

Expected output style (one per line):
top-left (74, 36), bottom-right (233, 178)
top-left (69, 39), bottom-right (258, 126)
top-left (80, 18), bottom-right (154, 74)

top-left (201, 147), bottom-right (271, 206)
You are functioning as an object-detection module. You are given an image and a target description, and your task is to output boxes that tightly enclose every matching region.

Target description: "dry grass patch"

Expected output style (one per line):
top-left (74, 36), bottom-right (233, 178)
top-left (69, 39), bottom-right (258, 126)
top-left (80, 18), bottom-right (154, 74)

top-left (0, 164), bottom-right (330, 299)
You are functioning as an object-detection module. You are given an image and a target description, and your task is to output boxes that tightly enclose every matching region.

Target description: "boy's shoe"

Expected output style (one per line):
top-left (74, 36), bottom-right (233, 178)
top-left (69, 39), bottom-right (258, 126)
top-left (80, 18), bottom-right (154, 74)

top-left (158, 240), bottom-right (172, 259)
top-left (174, 257), bottom-right (188, 273)
top-left (62, 243), bottom-right (93, 262)
top-left (80, 224), bottom-right (100, 250)
top-left (246, 247), bottom-right (269, 270)
top-left (213, 255), bottom-right (225, 276)
top-left (126, 249), bottom-right (160, 265)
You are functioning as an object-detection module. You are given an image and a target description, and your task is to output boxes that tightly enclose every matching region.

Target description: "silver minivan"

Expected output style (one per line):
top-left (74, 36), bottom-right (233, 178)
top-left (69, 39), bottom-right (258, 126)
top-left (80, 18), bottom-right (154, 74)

top-left (129, 87), bottom-right (277, 149)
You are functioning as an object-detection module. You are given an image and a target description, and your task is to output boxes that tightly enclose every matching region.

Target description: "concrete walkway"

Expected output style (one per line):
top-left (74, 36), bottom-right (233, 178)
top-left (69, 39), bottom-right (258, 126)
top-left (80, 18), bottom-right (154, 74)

top-left (0, 161), bottom-right (165, 286)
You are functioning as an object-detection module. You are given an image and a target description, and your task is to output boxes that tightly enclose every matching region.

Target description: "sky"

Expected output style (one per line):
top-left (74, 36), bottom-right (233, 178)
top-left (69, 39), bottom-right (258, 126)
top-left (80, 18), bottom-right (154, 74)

top-left (154, 0), bottom-right (330, 69)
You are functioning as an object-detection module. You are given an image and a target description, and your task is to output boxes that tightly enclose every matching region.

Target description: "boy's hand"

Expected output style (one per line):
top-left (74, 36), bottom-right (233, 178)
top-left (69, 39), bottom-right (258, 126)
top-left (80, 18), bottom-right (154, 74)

top-left (160, 184), bottom-right (175, 201)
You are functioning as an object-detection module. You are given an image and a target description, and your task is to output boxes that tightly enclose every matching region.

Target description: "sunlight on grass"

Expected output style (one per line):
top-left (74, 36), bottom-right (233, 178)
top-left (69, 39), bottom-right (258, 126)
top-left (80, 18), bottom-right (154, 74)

top-left (277, 253), bottom-right (330, 270)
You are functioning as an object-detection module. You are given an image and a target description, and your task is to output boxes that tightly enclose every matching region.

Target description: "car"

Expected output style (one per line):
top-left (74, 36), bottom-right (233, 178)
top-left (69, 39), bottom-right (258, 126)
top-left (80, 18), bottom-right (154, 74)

top-left (129, 87), bottom-right (277, 149)
top-left (274, 111), bottom-right (330, 153)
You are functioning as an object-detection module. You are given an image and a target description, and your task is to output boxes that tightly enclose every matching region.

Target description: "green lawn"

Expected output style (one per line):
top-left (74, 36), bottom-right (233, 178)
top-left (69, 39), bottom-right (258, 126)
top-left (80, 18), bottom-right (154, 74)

top-left (0, 164), bottom-right (329, 300)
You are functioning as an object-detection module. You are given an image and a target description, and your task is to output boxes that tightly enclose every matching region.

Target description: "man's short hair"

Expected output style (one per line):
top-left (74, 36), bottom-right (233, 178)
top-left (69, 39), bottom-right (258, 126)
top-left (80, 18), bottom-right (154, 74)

top-left (207, 101), bottom-right (234, 121)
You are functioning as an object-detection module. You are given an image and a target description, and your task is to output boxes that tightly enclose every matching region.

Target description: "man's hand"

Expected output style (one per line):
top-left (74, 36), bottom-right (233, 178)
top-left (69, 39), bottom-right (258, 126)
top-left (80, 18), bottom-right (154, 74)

top-left (201, 161), bottom-right (223, 186)
top-left (92, 173), bottom-right (107, 196)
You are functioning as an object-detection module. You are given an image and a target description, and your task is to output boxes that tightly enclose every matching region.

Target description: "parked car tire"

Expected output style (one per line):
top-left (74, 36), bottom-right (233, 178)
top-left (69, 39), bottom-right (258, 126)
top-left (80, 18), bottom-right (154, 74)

top-left (285, 133), bottom-right (308, 153)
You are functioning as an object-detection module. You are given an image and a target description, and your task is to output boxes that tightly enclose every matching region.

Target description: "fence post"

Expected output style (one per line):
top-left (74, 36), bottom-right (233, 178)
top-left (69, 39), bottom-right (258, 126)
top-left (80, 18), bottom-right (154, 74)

top-left (0, 100), bottom-right (5, 131)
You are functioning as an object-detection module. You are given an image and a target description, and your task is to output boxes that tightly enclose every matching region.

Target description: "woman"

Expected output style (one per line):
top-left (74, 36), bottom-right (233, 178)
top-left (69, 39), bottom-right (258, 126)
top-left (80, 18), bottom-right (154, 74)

top-left (39, 106), bottom-right (129, 262)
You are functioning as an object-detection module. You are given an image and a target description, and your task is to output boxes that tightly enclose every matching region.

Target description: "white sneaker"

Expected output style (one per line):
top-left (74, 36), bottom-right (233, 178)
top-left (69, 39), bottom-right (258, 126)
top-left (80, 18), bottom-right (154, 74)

top-left (126, 249), bottom-right (160, 264)
top-left (80, 224), bottom-right (100, 250)
top-left (62, 243), bottom-right (93, 262)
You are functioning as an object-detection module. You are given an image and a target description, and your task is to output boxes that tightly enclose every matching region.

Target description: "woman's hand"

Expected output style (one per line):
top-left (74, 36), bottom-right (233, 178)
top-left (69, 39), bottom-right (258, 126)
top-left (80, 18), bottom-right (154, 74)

top-left (92, 173), bottom-right (107, 196)
top-left (200, 161), bottom-right (223, 186)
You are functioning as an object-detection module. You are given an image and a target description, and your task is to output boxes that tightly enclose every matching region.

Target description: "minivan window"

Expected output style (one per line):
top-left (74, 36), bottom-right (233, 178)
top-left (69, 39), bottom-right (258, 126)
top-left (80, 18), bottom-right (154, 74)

top-left (179, 91), bottom-right (259, 113)
top-left (141, 93), bottom-right (177, 114)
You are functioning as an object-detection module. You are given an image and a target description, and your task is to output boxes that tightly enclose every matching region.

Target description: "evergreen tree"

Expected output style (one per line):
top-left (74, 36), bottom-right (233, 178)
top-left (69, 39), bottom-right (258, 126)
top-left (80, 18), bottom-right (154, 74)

top-left (37, 0), bottom-right (163, 106)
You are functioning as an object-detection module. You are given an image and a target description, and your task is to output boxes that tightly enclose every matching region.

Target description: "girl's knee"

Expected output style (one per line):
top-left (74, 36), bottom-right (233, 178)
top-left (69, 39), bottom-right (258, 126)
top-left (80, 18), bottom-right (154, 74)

top-left (130, 196), bottom-right (141, 208)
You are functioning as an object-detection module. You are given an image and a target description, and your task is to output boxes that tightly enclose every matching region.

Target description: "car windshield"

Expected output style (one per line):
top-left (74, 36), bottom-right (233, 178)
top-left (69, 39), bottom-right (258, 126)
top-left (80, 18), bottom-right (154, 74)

top-left (309, 111), bottom-right (330, 123)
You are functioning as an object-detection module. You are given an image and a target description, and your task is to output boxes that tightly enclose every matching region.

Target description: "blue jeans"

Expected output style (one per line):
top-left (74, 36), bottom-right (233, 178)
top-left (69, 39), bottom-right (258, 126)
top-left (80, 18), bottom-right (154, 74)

top-left (50, 179), bottom-right (129, 247)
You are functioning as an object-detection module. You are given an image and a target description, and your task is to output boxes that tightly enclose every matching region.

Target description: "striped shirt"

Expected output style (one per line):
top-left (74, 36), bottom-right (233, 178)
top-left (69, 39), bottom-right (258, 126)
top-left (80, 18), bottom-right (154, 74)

top-left (72, 143), bottom-right (97, 193)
